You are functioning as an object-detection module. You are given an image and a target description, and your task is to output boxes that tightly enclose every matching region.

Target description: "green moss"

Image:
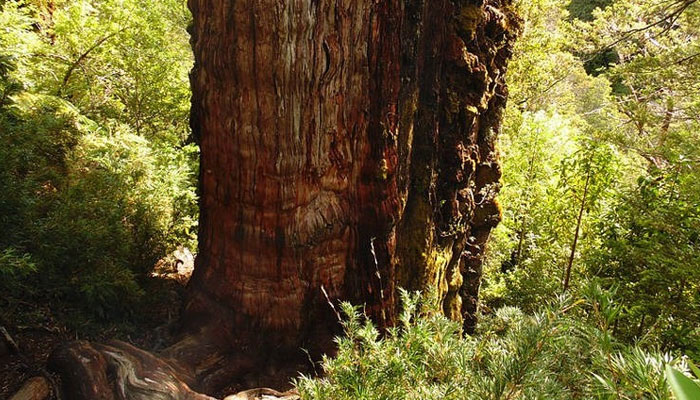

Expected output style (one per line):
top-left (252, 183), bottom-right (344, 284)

top-left (465, 105), bottom-right (480, 115)
top-left (397, 192), bottom-right (456, 302)
top-left (455, 4), bottom-right (483, 40)
top-left (424, 246), bottom-right (452, 292)
top-left (396, 196), bottom-right (433, 290)
top-left (396, 190), bottom-right (459, 319)
top-left (443, 251), bottom-right (464, 321)
top-left (443, 292), bottom-right (462, 321)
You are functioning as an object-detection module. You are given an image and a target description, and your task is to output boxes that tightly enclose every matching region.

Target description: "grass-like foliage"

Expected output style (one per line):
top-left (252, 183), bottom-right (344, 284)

top-left (297, 288), bottom-right (694, 400)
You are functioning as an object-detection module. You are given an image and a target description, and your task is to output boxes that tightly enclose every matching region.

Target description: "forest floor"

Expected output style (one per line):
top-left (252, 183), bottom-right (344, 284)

top-left (0, 277), bottom-right (185, 400)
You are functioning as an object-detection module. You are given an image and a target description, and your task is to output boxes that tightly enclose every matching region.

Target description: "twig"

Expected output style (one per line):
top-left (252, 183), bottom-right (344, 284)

top-left (369, 238), bottom-right (387, 326)
top-left (637, 51), bottom-right (700, 74)
top-left (1, 326), bottom-right (20, 354)
top-left (301, 348), bottom-right (319, 376)
top-left (320, 285), bottom-right (342, 323)
top-left (58, 28), bottom-right (126, 96)
top-left (583, 0), bottom-right (697, 64)
top-left (599, 0), bottom-right (696, 52)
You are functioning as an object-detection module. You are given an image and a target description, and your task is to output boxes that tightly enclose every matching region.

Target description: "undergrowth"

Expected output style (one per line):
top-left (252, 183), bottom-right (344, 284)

top-left (296, 286), bottom-right (695, 400)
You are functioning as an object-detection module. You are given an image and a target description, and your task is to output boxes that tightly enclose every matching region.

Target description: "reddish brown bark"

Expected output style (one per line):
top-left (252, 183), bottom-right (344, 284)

top-left (185, 0), bottom-right (519, 346)
top-left (49, 1), bottom-right (520, 398)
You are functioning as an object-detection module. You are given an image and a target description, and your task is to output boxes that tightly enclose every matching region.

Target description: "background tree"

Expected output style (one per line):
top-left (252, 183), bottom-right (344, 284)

top-left (482, 0), bottom-right (700, 359)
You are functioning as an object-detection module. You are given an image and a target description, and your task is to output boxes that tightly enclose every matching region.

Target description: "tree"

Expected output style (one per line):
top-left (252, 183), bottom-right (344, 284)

top-left (49, 0), bottom-right (521, 397)
top-left (480, 0), bottom-right (624, 311)
top-left (559, 140), bottom-right (616, 291)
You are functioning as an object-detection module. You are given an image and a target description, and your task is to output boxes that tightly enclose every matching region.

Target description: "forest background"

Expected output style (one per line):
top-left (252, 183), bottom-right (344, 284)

top-left (0, 0), bottom-right (699, 398)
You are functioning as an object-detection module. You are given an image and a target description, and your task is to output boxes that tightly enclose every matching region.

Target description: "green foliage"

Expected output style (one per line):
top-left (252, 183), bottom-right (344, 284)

top-left (0, 0), bottom-right (196, 320)
top-left (483, 0), bottom-right (700, 360)
top-left (666, 362), bottom-right (700, 400)
top-left (591, 168), bottom-right (700, 357)
top-left (567, 0), bottom-right (613, 21)
top-left (297, 290), bottom-right (678, 400)
top-left (0, 248), bottom-right (37, 297)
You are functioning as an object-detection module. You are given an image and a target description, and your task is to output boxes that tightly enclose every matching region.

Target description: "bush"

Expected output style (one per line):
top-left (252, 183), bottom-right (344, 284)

top-left (0, 92), bottom-right (197, 319)
top-left (0, 0), bottom-right (197, 321)
top-left (30, 126), bottom-right (196, 317)
top-left (296, 289), bottom-right (687, 400)
top-left (0, 248), bottom-right (37, 298)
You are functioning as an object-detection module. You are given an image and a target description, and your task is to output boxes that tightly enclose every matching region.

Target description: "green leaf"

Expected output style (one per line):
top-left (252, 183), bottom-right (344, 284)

top-left (689, 360), bottom-right (700, 380)
top-left (666, 365), bottom-right (700, 400)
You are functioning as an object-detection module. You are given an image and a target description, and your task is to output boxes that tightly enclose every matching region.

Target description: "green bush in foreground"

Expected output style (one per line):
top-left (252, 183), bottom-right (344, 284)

top-left (297, 288), bottom-right (696, 400)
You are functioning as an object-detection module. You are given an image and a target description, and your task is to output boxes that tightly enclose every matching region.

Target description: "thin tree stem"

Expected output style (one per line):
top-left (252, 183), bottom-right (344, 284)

top-left (563, 169), bottom-right (591, 292)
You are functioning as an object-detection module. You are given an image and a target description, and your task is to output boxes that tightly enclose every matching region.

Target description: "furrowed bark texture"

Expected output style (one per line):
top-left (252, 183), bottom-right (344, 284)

top-left (49, 1), bottom-right (519, 398)
top-left (185, 0), bottom-right (520, 350)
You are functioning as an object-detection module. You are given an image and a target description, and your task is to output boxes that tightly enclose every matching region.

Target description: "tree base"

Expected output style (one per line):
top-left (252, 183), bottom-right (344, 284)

top-left (48, 340), bottom-right (216, 399)
top-left (48, 329), bottom-right (314, 399)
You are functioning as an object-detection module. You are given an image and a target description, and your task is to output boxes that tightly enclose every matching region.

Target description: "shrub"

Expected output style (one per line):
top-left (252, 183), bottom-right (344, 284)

top-left (0, 248), bottom-right (37, 298)
top-left (27, 124), bottom-right (196, 317)
top-left (296, 289), bottom-right (683, 400)
top-left (0, 93), bottom-right (197, 318)
top-left (0, 0), bottom-right (197, 322)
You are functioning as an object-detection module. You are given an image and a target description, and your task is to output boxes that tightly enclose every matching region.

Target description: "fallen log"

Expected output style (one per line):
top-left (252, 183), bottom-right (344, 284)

top-left (48, 340), bottom-right (219, 400)
top-left (1, 326), bottom-right (61, 399)
top-left (9, 377), bottom-right (50, 400)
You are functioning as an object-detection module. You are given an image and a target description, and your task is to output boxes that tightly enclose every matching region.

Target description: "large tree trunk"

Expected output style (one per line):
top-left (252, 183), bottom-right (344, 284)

top-left (49, 0), bottom-right (520, 398)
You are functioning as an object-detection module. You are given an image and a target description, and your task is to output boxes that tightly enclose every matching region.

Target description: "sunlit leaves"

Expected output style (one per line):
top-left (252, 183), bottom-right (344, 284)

top-left (0, 0), bottom-right (196, 319)
top-left (297, 292), bottom-right (679, 400)
top-left (484, 0), bottom-right (700, 359)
